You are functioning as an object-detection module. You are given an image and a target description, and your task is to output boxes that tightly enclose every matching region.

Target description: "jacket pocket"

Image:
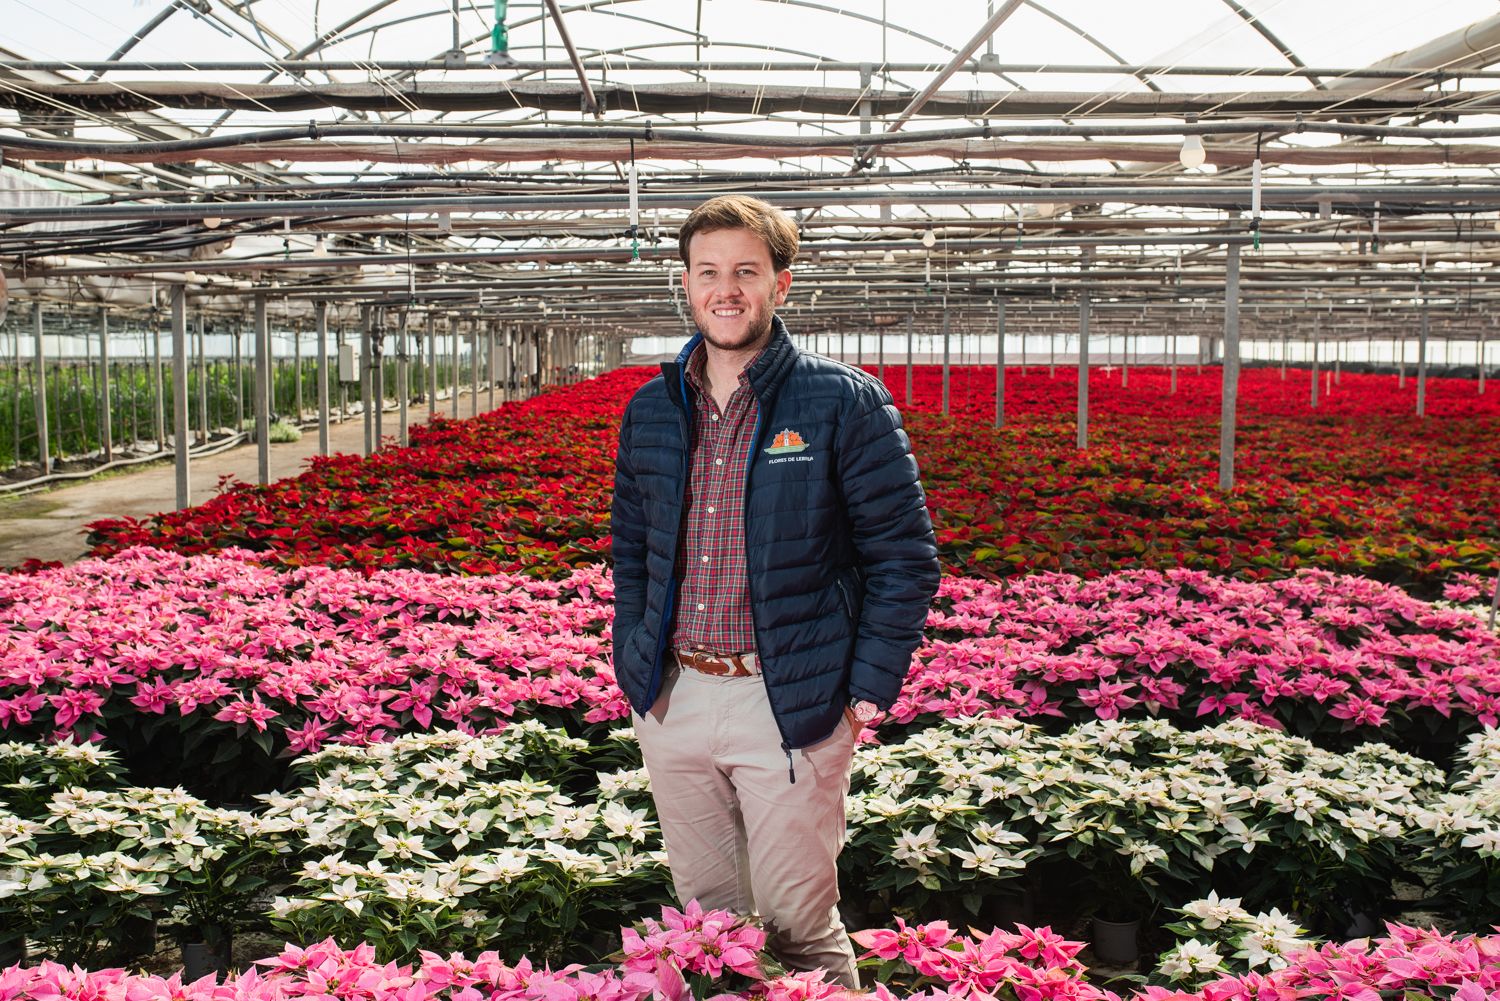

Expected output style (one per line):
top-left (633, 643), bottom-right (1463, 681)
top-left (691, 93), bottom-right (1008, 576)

top-left (833, 577), bottom-right (855, 621)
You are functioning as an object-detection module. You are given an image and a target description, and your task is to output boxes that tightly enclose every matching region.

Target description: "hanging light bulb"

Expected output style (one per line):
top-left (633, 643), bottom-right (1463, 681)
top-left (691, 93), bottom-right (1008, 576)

top-left (1180, 134), bottom-right (1206, 169)
top-left (1178, 134), bottom-right (1209, 171)
top-left (921, 229), bottom-right (936, 249)
top-left (882, 250), bottom-right (896, 265)
top-left (313, 235), bottom-right (329, 258)
top-left (203, 216), bottom-right (222, 230)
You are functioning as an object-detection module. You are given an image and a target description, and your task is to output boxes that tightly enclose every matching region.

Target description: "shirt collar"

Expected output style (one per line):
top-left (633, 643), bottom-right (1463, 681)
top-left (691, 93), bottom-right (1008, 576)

top-left (683, 340), bottom-right (763, 395)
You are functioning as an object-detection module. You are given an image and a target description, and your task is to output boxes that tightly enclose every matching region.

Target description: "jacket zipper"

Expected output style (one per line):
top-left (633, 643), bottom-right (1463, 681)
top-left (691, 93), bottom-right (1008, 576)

top-left (649, 356), bottom-right (695, 708)
top-left (743, 389), bottom-right (798, 784)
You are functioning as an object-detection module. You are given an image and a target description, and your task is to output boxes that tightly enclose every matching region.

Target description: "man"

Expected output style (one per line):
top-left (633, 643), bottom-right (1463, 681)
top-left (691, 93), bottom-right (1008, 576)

top-left (611, 194), bottom-right (940, 988)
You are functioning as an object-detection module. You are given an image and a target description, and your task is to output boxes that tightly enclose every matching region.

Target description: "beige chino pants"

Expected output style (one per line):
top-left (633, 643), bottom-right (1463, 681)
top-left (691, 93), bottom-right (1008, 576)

top-left (633, 664), bottom-right (860, 987)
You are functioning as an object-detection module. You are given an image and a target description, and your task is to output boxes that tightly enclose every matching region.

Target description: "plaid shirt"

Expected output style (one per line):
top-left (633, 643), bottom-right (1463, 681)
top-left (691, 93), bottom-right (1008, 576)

top-left (672, 343), bottom-right (760, 655)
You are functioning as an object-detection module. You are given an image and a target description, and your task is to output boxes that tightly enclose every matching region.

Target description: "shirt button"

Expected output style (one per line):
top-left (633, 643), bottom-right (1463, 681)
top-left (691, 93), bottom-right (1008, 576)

top-left (714, 458), bottom-right (724, 466)
top-left (701, 555), bottom-right (709, 563)
top-left (706, 506), bottom-right (715, 514)
top-left (711, 414), bottom-right (720, 422)
top-left (697, 603), bottom-right (706, 611)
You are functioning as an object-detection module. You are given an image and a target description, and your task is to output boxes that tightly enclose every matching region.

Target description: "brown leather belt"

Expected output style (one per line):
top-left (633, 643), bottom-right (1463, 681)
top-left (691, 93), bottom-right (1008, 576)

top-left (673, 648), bottom-right (761, 677)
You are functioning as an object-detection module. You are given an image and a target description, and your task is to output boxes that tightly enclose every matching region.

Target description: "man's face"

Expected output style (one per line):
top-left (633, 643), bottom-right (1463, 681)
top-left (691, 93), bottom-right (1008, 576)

top-left (682, 227), bottom-right (793, 354)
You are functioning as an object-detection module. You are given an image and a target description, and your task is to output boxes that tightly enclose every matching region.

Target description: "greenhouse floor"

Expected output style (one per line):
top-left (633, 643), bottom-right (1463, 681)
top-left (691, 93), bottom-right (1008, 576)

top-left (0, 391), bottom-right (477, 567)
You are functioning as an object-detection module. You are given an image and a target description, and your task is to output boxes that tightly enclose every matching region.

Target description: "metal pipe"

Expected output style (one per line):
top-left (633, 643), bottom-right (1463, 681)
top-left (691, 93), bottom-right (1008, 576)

top-left (171, 285), bottom-right (190, 510)
top-left (316, 301), bottom-right (330, 456)
top-left (1077, 291), bottom-right (1090, 450)
top-left (17, 182), bottom-right (1500, 226)
top-left (884, 0), bottom-right (1023, 135)
top-left (292, 321), bottom-right (303, 420)
top-left (541, 0), bottom-right (601, 118)
top-left (32, 303), bottom-right (48, 476)
top-left (361, 305), bottom-right (373, 455)
top-left (1417, 300), bottom-right (1430, 416)
top-left (151, 313), bottom-right (165, 451)
top-left (99, 307), bottom-right (112, 463)
top-left (941, 295), bottom-right (951, 416)
top-left (427, 314), bottom-right (438, 409)
top-left (1219, 244), bottom-right (1242, 492)
top-left (451, 322), bottom-right (461, 416)
top-left (373, 310), bottom-right (385, 449)
top-left (470, 324), bottom-right (479, 417)
top-left (487, 323), bottom-right (496, 410)
top-left (904, 312), bottom-right (913, 406)
top-left (195, 313), bottom-right (208, 443)
top-left (398, 319), bottom-right (409, 448)
top-left (254, 295), bottom-right (269, 485)
top-left (994, 299), bottom-right (1005, 429)
top-left (8, 59), bottom-right (1499, 78)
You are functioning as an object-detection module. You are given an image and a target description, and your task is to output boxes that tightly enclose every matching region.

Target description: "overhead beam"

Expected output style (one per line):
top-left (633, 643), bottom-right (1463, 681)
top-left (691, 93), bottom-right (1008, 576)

top-left (0, 80), bottom-right (1489, 117)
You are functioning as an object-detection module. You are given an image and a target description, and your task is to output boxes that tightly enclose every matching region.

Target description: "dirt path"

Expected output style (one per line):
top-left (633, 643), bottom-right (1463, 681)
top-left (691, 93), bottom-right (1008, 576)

top-left (0, 391), bottom-right (490, 567)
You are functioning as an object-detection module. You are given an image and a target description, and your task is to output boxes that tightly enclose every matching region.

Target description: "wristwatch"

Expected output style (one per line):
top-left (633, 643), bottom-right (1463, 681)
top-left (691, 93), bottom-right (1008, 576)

top-left (848, 698), bottom-right (879, 724)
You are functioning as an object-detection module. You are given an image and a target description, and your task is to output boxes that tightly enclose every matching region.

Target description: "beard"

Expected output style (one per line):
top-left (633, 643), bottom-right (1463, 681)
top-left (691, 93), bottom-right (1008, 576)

top-left (691, 286), bottom-right (778, 354)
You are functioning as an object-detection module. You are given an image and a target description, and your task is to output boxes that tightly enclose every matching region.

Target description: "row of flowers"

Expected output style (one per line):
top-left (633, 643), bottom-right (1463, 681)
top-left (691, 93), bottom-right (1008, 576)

top-left (2, 550), bottom-right (1496, 803)
top-left (3, 901), bottom-right (1499, 1001)
top-left (6, 715), bottom-right (1500, 965)
top-left (79, 366), bottom-right (1500, 591)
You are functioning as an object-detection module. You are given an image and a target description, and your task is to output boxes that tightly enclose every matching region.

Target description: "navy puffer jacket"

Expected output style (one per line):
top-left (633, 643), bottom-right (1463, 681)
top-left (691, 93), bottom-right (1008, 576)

top-left (611, 317), bottom-right (941, 754)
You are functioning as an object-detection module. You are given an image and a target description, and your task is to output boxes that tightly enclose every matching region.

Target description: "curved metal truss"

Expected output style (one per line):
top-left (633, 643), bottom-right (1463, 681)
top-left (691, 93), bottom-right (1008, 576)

top-left (2, 0), bottom-right (1500, 344)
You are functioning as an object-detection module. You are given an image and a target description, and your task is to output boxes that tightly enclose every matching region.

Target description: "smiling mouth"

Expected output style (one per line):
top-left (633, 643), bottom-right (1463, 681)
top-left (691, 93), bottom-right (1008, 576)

top-left (711, 307), bottom-right (744, 317)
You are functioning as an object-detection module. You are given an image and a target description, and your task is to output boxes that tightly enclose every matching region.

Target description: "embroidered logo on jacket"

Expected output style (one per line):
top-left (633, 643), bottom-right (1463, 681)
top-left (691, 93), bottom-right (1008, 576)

top-left (764, 429), bottom-right (810, 455)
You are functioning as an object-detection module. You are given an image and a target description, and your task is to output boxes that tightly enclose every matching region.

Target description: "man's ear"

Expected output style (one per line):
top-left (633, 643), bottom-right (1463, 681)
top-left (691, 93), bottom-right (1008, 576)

top-left (775, 268), bottom-right (793, 305)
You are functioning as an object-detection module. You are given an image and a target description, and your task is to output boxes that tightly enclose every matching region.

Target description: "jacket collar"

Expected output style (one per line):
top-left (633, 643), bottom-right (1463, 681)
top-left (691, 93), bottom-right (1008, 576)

top-left (661, 316), bottom-right (800, 410)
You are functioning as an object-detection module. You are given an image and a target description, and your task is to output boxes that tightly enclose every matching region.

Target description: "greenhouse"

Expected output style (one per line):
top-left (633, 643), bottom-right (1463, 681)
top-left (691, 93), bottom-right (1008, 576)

top-left (0, 0), bottom-right (1499, 998)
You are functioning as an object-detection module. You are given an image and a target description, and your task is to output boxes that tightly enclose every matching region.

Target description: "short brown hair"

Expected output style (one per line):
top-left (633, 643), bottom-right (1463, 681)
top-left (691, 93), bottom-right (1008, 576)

top-left (678, 195), bottom-right (799, 272)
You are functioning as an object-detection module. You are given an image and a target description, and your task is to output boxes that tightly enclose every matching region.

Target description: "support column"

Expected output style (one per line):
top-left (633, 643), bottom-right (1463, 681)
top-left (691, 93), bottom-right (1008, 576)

top-left (1280, 335), bottom-right (1288, 380)
top-left (1398, 336), bottom-right (1406, 388)
top-left (293, 322), bottom-right (304, 420)
top-left (1170, 332), bottom-right (1178, 394)
top-left (316, 302), bottom-right (330, 456)
top-left (941, 296), bottom-right (951, 417)
top-left (470, 324), bottom-right (480, 418)
top-left (1481, 322), bottom-right (1488, 395)
top-left (1417, 301), bottom-right (1429, 417)
top-left (32, 302), bottom-right (49, 475)
top-left (398, 317), bottom-right (410, 448)
top-left (99, 308), bottom-right (113, 463)
top-left (1218, 244), bottom-right (1242, 491)
top-left (487, 324), bottom-right (497, 410)
top-left (152, 313), bottom-right (165, 451)
top-left (905, 313), bottom-right (913, 406)
top-left (1310, 335), bottom-right (1320, 408)
top-left (427, 314), bottom-right (438, 411)
top-left (994, 300), bottom-right (1006, 429)
top-left (1122, 330), bottom-right (1130, 388)
top-left (254, 296), bottom-right (270, 485)
top-left (194, 314), bottom-right (208, 444)
top-left (360, 305), bottom-right (373, 455)
top-left (171, 286), bottom-right (191, 509)
top-left (451, 321), bottom-right (461, 416)
top-left (373, 311), bottom-right (386, 450)
top-left (1077, 292), bottom-right (1090, 449)
top-left (233, 323), bottom-right (244, 434)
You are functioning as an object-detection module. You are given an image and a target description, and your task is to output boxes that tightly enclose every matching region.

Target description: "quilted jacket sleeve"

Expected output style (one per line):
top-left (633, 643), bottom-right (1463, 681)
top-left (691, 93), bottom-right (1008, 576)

top-left (611, 399), bottom-right (649, 646)
top-left (835, 379), bottom-right (941, 709)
